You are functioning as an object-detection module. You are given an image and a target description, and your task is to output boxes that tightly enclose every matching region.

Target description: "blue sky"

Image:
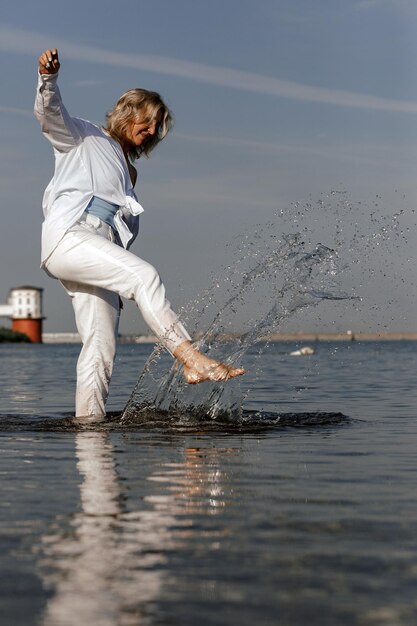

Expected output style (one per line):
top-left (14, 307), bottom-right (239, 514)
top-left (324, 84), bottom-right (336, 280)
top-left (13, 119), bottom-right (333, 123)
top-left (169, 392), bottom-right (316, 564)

top-left (1, 0), bottom-right (417, 334)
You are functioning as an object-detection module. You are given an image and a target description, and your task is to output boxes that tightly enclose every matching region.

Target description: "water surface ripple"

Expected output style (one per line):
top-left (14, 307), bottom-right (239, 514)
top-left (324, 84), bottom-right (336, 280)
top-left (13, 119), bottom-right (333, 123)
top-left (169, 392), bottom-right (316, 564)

top-left (1, 341), bottom-right (417, 625)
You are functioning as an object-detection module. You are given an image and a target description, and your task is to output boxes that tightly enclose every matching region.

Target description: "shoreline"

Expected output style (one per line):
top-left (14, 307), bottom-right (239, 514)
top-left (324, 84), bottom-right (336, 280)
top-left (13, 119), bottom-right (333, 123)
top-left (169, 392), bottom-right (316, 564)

top-left (40, 331), bottom-right (417, 344)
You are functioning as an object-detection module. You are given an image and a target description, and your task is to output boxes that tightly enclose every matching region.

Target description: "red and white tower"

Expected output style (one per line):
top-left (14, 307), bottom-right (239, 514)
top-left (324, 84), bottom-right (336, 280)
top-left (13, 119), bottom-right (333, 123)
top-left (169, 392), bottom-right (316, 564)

top-left (0, 286), bottom-right (44, 343)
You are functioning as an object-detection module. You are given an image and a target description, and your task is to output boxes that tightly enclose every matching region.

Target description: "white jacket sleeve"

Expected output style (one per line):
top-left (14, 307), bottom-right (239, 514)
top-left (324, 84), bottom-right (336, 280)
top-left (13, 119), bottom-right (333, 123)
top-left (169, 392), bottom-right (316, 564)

top-left (34, 72), bottom-right (83, 152)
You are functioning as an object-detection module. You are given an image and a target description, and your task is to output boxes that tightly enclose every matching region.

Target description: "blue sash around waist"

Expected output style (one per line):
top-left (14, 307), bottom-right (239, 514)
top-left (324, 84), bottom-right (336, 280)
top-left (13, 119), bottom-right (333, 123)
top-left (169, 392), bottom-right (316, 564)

top-left (85, 196), bottom-right (119, 228)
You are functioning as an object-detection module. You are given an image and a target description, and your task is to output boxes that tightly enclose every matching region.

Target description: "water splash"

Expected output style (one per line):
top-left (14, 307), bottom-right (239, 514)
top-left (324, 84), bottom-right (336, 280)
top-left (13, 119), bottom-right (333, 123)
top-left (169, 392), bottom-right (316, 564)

top-left (121, 189), bottom-right (414, 427)
top-left (122, 211), bottom-right (358, 425)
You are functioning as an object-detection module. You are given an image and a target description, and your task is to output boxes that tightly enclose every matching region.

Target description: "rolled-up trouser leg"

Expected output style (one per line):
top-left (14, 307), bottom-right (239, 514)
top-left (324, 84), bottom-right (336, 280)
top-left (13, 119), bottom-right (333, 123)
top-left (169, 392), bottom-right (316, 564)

top-left (61, 280), bottom-right (120, 418)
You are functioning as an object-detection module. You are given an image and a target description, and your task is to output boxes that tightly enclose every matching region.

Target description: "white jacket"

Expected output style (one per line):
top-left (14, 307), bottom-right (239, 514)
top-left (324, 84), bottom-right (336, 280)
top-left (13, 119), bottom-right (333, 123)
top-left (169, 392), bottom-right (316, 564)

top-left (34, 72), bottom-right (144, 266)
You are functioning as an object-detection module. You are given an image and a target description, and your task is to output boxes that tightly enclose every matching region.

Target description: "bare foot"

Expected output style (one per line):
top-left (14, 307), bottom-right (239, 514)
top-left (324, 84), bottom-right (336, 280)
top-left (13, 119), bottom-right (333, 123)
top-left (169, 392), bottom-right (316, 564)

top-left (183, 361), bottom-right (245, 384)
top-left (173, 341), bottom-right (245, 385)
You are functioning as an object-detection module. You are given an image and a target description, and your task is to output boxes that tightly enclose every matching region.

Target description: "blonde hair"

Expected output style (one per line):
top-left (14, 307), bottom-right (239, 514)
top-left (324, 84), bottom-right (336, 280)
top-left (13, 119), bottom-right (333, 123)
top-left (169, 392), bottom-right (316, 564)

top-left (105, 88), bottom-right (173, 159)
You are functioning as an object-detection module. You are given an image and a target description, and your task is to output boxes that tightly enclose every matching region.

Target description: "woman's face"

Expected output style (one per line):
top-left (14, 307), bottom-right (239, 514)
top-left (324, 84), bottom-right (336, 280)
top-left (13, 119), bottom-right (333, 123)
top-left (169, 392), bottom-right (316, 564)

top-left (125, 111), bottom-right (162, 148)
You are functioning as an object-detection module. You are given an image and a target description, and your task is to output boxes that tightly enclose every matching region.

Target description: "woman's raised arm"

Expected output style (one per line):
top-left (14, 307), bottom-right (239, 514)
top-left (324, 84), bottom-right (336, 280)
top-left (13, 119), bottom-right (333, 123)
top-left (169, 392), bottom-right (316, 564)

top-left (35, 47), bottom-right (83, 152)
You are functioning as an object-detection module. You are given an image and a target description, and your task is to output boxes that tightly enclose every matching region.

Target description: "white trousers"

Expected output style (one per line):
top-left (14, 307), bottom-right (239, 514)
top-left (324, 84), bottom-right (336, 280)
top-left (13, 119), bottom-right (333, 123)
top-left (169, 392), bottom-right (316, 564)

top-left (45, 214), bottom-right (191, 418)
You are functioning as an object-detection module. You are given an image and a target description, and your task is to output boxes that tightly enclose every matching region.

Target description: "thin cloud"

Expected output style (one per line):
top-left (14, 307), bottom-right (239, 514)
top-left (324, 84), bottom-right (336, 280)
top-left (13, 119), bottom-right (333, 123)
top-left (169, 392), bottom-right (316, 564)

top-left (72, 79), bottom-right (104, 88)
top-left (1, 24), bottom-right (417, 114)
top-left (355, 0), bottom-right (417, 12)
top-left (0, 105), bottom-right (32, 118)
top-left (355, 0), bottom-right (393, 8)
top-left (174, 131), bottom-right (416, 168)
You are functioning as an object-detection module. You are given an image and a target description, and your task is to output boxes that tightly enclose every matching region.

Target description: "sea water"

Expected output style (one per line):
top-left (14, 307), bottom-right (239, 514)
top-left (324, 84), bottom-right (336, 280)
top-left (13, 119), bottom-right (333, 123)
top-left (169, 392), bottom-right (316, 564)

top-left (2, 192), bottom-right (417, 625)
top-left (1, 341), bottom-right (417, 626)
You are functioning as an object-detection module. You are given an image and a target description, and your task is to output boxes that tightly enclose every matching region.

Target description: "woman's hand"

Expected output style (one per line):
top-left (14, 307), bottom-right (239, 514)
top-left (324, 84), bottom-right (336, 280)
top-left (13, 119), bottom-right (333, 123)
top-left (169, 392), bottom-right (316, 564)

top-left (38, 48), bottom-right (60, 75)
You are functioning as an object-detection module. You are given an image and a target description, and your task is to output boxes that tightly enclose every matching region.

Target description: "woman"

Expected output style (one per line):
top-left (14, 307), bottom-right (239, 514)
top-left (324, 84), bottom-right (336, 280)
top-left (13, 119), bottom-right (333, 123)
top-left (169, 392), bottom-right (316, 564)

top-left (35, 48), bottom-right (244, 420)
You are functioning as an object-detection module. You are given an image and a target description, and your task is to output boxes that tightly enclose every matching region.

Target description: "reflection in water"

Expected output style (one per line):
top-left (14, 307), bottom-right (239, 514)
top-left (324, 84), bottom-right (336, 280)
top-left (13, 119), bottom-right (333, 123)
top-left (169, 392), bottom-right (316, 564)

top-left (147, 446), bottom-right (232, 516)
top-left (3, 360), bottom-right (42, 407)
top-left (39, 433), bottom-right (237, 625)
